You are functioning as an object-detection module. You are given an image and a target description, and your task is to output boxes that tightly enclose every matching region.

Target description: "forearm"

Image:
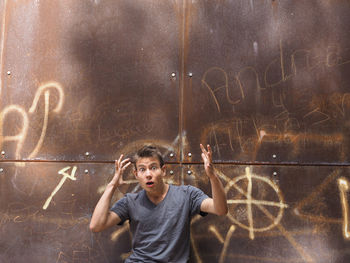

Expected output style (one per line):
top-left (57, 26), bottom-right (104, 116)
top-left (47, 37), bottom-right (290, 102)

top-left (89, 183), bottom-right (117, 232)
top-left (209, 172), bottom-right (228, 215)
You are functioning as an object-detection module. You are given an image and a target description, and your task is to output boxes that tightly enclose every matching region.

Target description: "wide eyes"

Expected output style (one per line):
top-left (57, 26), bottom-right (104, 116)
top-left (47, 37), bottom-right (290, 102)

top-left (138, 166), bottom-right (159, 173)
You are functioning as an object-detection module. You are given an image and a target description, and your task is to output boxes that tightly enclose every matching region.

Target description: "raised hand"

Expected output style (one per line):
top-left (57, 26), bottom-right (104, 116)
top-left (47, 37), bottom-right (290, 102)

top-left (110, 154), bottom-right (131, 187)
top-left (200, 144), bottom-right (215, 178)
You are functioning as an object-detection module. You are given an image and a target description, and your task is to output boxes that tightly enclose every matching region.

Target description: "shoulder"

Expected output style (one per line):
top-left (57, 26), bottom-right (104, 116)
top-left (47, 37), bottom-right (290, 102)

top-left (171, 184), bottom-right (203, 195)
top-left (125, 190), bottom-right (144, 200)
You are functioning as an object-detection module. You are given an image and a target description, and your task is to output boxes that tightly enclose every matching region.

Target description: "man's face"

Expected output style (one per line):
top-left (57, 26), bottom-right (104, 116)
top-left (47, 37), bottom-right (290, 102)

top-left (134, 157), bottom-right (166, 192)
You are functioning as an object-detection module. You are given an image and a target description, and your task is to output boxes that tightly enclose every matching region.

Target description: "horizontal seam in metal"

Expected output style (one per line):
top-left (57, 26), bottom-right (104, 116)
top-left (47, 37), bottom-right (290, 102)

top-left (0, 159), bottom-right (349, 167)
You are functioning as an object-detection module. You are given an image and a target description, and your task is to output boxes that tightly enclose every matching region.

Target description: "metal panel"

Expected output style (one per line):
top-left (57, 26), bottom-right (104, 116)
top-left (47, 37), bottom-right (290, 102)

top-left (1, 163), bottom-right (350, 262)
top-left (0, 162), bottom-right (181, 262)
top-left (188, 164), bottom-right (350, 263)
top-left (0, 0), bottom-right (181, 161)
top-left (1, 0), bottom-right (350, 262)
top-left (183, 0), bottom-right (350, 164)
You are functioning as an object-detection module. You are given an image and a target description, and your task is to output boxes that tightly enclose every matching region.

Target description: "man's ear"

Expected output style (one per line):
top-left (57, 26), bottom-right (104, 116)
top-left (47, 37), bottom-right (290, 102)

top-left (133, 168), bottom-right (138, 179)
top-left (161, 165), bottom-right (166, 176)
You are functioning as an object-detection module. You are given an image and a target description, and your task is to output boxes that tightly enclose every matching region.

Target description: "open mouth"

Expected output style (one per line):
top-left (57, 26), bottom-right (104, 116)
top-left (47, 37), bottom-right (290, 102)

top-left (146, 182), bottom-right (154, 187)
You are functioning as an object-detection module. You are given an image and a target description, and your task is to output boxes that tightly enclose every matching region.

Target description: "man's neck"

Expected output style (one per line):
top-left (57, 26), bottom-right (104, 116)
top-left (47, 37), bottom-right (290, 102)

top-left (146, 183), bottom-right (169, 205)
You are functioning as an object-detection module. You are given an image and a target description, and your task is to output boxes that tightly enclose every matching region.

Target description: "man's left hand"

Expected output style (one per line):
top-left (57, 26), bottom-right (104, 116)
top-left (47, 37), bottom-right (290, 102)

top-left (200, 144), bottom-right (215, 178)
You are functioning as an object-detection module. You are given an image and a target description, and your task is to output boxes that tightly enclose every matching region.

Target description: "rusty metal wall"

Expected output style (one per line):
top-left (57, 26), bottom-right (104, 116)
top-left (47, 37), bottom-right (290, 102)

top-left (1, 0), bottom-right (350, 262)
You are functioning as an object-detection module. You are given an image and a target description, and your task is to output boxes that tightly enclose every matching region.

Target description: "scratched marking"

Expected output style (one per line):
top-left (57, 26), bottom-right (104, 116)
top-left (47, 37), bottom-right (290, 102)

top-left (43, 166), bottom-right (77, 210)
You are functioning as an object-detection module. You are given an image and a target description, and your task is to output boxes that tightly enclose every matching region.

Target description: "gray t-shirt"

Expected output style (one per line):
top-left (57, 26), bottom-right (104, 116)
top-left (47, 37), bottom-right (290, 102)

top-left (110, 184), bottom-right (209, 263)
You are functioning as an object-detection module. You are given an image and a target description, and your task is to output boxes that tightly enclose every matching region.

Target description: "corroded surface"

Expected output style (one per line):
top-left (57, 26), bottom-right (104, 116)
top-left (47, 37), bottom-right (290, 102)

top-left (1, 0), bottom-right (181, 161)
top-left (1, 163), bottom-right (350, 262)
top-left (183, 0), bottom-right (350, 164)
top-left (1, 0), bottom-right (350, 262)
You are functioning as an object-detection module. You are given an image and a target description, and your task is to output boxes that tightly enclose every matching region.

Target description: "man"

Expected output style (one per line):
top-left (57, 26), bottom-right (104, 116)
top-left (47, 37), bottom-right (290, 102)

top-left (90, 144), bottom-right (228, 262)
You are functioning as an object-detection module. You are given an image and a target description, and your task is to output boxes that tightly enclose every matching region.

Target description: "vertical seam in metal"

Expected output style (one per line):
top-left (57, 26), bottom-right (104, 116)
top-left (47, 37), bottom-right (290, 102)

top-left (0, 0), bottom-right (8, 98)
top-left (179, 0), bottom-right (186, 167)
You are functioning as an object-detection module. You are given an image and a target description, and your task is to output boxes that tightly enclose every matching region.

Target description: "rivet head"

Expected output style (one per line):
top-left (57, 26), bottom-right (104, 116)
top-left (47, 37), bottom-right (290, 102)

top-left (1, 151), bottom-right (5, 155)
top-left (84, 169), bottom-right (89, 174)
top-left (273, 172), bottom-right (277, 176)
top-left (188, 152), bottom-right (192, 157)
top-left (169, 153), bottom-right (175, 158)
top-left (272, 154), bottom-right (277, 159)
top-left (85, 152), bottom-right (90, 156)
top-left (7, 71), bottom-right (11, 75)
top-left (0, 168), bottom-right (3, 173)
top-left (171, 72), bottom-right (176, 77)
top-left (187, 170), bottom-right (192, 175)
top-left (188, 72), bottom-right (193, 77)
top-left (169, 170), bottom-right (174, 175)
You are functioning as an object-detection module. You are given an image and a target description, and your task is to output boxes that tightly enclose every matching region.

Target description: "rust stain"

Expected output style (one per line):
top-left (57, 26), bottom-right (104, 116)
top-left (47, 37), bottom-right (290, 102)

top-left (271, 0), bottom-right (279, 17)
top-left (0, 0), bottom-right (9, 98)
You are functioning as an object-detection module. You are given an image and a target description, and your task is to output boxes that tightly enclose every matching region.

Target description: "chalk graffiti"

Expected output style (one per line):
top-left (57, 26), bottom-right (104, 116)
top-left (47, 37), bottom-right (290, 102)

top-left (293, 169), bottom-right (342, 224)
top-left (338, 177), bottom-right (350, 240)
top-left (188, 167), bottom-right (315, 263)
top-left (43, 166), bottom-right (77, 210)
top-left (0, 105), bottom-right (29, 160)
top-left (0, 81), bottom-right (64, 160)
top-left (225, 167), bottom-right (288, 240)
top-left (28, 82), bottom-right (64, 159)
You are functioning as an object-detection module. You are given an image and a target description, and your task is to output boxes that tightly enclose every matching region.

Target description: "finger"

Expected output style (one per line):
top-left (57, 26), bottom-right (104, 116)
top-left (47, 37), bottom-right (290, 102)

top-left (121, 160), bottom-right (131, 169)
top-left (118, 154), bottom-right (124, 164)
top-left (207, 145), bottom-right (212, 161)
top-left (200, 144), bottom-right (207, 153)
top-left (200, 144), bottom-right (209, 160)
top-left (122, 161), bottom-right (132, 170)
top-left (120, 158), bottom-right (130, 166)
top-left (207, 144), bottom-right (212, 154)
top-left (201, 152), bottom-right (208, 163)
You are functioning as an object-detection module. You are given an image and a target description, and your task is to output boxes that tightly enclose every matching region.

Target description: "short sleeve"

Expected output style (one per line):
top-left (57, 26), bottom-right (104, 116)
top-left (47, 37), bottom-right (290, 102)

top-left (110, 195), bottom-right (130, 225)
top-left (188, 186), bottom-right (209, 217)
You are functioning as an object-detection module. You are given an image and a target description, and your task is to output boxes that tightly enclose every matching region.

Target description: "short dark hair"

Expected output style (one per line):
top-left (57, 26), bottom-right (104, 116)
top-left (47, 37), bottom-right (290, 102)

top-left (133, 145), bottom-right (165, 169)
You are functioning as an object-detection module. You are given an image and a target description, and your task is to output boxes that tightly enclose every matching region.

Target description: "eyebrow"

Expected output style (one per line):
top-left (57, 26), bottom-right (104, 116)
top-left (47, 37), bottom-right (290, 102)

top-left (137, 163), bottom-right (159, 168)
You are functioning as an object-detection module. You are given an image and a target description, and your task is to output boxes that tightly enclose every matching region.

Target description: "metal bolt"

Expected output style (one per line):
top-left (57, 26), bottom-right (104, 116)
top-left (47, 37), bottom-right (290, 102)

top-left (187, 170), bottom-right (192, 175)
top-left (169, 153), bottom-right (175, 158)
top-left (171, 72), bottom-right (176, 77)
top-left (273, 172), bottom-right (277, 176)
top-left (0, 168), bottom-right (3, 173)
top-left (272, 154), bottom-right (277, 159)
top-left (188, 152), bottom-right (192, 157)
top-left (169, 170), bottom-right (174, 175)
top-left (1, 151), bottom-right (4, 155)
top-left (85, 152), bottom-right (90, 156)
top-left (84, 169), bottom-right (89, 174)
top-left (188, 72), bottom-right (193, 77)
top-left (7, 71), bottom-right (10, 75)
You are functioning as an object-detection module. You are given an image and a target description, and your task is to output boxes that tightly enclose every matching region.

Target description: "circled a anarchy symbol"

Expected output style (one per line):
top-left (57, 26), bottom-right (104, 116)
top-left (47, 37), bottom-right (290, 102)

top-left (225, 167), bottom-right (288, 240)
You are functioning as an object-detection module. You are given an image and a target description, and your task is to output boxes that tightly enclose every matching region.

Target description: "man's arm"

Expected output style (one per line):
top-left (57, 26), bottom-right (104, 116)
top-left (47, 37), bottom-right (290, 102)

top-left (89, 155), bottom-right (131, 232)
top-left (199, 144), bottom-right (228, 216)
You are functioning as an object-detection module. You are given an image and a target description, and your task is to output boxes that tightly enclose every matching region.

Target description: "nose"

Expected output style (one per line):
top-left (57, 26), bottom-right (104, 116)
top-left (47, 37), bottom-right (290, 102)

top-left (145, 169), bottom-right (152, 177)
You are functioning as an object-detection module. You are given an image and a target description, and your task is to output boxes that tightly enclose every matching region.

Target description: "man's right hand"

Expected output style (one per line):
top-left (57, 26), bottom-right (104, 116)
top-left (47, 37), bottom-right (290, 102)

top-left (110, 154), bottom-right (131, 187)
top-left (90, 154), bottom-right (131, 232)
